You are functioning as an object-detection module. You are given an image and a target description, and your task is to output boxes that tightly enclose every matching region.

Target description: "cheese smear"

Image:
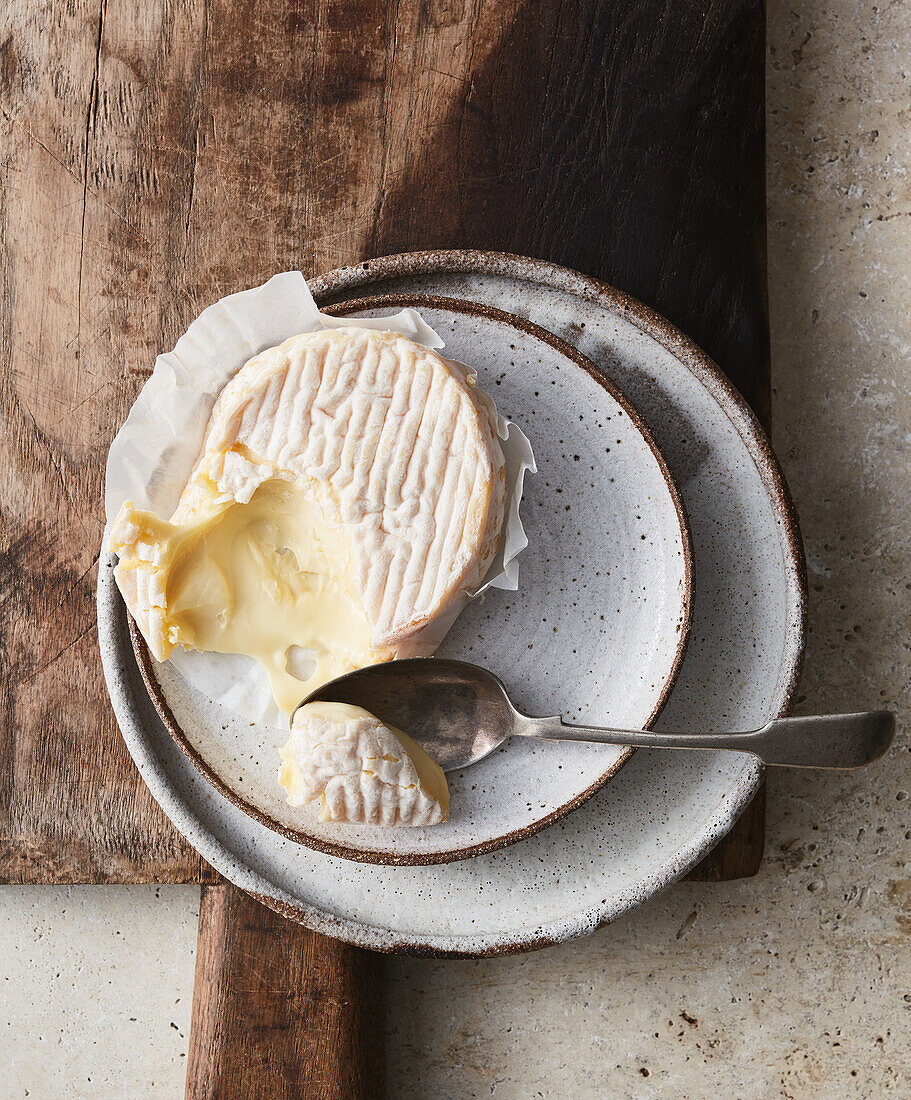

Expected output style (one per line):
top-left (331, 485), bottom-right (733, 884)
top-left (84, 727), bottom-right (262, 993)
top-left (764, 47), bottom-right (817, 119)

top-left (112, 479), bottom-right (389, 713)
top-left (280, 702), bottom-right (449, 826)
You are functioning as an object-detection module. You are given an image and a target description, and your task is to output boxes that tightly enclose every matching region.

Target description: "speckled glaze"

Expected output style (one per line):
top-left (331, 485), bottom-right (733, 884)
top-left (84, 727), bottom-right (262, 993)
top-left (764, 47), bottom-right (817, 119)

top-left (131, 299), bottom-right (692, 865)
top-left (97, 251), bottom-right (806, 956)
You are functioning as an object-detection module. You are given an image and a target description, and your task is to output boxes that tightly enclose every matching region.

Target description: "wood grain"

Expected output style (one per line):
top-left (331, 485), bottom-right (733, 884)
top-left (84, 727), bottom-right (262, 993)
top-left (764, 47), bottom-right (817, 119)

top-left (0, 0), bottom-right (215, 883)
top-left (186, 883), bottom-right (384, 1100)
top-left (1, 0), bottom-right (766, 884)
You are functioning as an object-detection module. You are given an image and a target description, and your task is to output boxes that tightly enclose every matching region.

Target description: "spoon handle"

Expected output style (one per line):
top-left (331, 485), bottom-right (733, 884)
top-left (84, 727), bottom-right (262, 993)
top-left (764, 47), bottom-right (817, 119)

top-left (520, 711), bottom-right (895, 769)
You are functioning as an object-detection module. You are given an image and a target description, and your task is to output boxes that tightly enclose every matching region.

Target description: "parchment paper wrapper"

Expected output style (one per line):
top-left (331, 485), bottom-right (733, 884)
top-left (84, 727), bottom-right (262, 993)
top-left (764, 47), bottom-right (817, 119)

top-left (105, 273), bottom-right (536, 728)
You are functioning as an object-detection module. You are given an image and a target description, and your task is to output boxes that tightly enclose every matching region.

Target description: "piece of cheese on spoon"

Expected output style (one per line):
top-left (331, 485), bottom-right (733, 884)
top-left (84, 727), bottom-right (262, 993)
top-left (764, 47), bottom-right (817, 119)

top-left (110, 327), bottom-right (507, 714)
top-left (280, 702), bottom-right (449, 826)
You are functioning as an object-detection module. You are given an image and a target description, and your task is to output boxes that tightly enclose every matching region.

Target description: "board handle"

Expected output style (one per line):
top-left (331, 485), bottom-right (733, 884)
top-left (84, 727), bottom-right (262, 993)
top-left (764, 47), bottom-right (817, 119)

top-left (186, 883), bottom-right (385, 1099)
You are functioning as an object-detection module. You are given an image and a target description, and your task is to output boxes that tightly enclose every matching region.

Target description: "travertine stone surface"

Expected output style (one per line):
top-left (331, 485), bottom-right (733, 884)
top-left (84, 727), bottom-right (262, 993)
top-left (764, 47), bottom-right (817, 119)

top-left (2, 2), bottom-right (909, 1097)
top-left (2, 886), bottom-right (197, 1098)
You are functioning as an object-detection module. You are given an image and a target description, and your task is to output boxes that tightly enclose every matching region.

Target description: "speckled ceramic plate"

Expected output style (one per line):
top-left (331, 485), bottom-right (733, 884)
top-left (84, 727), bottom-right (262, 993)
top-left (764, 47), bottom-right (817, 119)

top-left (98, 251), bottom-right (805, 957)
top-left (129, 299), bottom-right (693, 865)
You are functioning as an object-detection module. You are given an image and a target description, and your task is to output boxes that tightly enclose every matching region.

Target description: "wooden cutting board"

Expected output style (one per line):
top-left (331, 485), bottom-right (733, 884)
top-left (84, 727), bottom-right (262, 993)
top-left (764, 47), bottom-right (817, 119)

top-left (0, 0), bottom-right (768, 1093)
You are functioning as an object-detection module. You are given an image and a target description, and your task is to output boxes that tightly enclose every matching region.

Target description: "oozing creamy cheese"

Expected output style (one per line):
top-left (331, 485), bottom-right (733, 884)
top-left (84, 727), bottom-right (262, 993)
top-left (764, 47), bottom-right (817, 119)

top-left (112, 479), bottom-right (386, 713)
top-left (110, 326), bottom-right (507, 716)
top-left (280, 701), bottom-right (449, 826)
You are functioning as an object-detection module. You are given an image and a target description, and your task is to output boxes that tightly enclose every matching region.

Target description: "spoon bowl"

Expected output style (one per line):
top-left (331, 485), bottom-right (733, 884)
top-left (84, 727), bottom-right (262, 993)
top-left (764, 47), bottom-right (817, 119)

top-left (300, 659), bottom-right (520, 771)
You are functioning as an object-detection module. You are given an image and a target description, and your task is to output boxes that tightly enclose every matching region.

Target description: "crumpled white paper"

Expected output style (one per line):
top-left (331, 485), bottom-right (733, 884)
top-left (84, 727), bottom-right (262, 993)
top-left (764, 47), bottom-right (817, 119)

top-left (105, 272), bottom-right (536, 727)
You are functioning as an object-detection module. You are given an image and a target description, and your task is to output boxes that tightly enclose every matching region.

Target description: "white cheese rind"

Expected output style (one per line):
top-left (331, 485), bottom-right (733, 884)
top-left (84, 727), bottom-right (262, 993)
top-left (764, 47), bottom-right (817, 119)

top-left (281, 703), bottom-right (449, 827)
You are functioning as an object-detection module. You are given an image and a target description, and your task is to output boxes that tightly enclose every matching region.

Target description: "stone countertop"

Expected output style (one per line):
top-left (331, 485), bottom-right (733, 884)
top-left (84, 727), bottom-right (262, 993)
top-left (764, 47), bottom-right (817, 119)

top-left (4, 3), bottom-right (909, 1097)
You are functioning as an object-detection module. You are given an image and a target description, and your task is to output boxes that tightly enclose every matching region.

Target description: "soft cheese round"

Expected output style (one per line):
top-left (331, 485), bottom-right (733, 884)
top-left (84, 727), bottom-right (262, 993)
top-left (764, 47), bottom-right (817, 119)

top-left (179, 327), bottom-right (505, 647)
top-left (280, 702), bottom-right (449, 826)
top-left (111, 327), bottom-right (508, 670)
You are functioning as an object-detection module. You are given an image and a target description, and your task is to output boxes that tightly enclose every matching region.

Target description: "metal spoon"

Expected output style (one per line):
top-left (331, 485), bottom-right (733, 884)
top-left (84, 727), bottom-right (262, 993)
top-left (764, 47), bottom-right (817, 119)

top-left (297, 658), bottom-right (895, 773)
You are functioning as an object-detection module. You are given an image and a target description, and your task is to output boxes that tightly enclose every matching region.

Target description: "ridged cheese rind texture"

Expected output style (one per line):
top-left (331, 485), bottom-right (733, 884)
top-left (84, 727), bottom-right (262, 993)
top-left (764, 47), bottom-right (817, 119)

top-left (283, 708), bottom-right (447, 826)
top-left (113, 327), bottom-right (507, 661)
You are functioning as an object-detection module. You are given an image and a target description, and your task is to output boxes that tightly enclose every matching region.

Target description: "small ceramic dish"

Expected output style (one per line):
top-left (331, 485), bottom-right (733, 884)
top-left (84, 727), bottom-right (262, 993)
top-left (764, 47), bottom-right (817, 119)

top-left (130, 296), bottom-right (693, 865)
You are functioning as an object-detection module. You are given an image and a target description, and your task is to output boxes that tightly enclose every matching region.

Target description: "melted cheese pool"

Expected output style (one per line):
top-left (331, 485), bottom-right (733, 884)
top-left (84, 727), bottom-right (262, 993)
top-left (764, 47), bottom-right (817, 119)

top-left (115, 479), bottom-right (389, 713)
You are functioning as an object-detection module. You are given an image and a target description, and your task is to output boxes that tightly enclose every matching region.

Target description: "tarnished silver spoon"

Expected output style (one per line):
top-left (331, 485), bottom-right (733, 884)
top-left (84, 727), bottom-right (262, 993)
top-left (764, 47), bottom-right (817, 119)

top-left (297, 658), bottom-right (895, 773)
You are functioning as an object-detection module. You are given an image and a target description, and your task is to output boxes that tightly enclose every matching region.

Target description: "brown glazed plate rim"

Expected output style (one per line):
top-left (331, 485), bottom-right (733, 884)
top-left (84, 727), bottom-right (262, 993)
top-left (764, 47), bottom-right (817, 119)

top-left (131, 295), bottom-right (694, 867)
